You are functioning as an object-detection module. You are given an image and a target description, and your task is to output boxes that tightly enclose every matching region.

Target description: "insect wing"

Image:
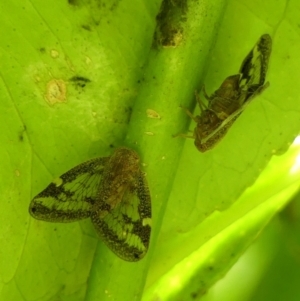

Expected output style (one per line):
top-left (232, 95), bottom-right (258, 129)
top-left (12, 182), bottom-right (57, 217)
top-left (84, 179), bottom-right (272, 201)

top-left (197, 115), bottom-right (241, 152)
top-left (239, 34), bottom-right (272, 92)
top-left (29, 157), bottom-right (109, 222)
top-left (201, 105), bottom-right (244, 146)
top-left (208, 74), bottom-right (242, 119)
top-left (208, 74), bottom-right (241, 102)
top-left (91, 171), bottom-right (151, 261)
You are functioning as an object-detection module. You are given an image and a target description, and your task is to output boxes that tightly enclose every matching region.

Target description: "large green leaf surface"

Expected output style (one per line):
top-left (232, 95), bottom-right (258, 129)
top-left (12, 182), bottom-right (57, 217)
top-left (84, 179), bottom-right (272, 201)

top-left (1, 0), bottom-right (300, 300)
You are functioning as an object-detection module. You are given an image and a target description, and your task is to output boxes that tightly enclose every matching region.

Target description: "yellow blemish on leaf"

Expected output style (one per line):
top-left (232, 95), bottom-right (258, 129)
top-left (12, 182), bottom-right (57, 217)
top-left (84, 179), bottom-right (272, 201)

top-left (45, 79), bottom-right (67, 105)
top-left (145, 132), bottom-right (154, 136)
top-left (146, 109), bottom-right (161, 119)
top-left (50, 49), bottom-right (59, 58)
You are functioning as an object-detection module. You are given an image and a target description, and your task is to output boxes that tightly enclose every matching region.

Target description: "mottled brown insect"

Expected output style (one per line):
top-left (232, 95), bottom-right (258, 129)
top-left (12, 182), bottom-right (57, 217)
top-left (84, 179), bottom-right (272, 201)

top-left (180, 34), bottom-right (272, 152)
top-left (29, 147), bottom-right (152, 262)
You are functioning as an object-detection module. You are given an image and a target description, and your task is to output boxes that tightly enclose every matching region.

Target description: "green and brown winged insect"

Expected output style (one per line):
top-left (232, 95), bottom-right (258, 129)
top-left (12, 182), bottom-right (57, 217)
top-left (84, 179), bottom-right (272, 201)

top-left (180, 34), bottom-right (272, 152)
top-left (29, 147), bottom-right (152, 262)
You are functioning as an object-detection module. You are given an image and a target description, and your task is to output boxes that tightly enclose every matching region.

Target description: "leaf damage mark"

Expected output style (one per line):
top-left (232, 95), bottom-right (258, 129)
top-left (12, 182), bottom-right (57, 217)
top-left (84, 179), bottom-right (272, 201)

top-left (69, 76), bottom-right (91, 88)
top-left (153, 0), bottom-right (188, 48)
top-left (45, 79), bottom-right (67, 106)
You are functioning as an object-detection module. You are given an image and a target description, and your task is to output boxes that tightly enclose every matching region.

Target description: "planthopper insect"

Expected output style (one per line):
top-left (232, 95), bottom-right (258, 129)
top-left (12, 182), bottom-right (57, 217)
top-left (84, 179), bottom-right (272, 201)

top-left (179, 34), bottom-right (272, 152)
top-left (29, 147), bottom-right (152, 262)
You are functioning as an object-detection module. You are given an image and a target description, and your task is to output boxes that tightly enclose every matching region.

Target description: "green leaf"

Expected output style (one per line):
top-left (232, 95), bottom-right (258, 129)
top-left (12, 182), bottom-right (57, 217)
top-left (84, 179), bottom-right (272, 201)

top-left (1, 0), bottom-right (300, 301)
